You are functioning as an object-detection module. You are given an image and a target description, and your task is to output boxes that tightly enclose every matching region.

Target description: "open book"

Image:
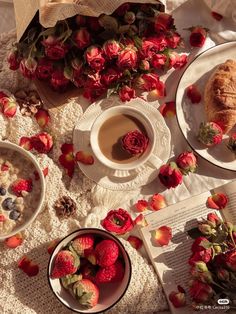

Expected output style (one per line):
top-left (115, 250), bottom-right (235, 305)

top-left (140, 180), bottom-right (236, 314)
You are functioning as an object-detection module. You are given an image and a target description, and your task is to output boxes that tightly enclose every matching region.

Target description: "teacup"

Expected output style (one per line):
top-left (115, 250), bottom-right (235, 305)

top-left (90, 105), bottom-right (162, 171)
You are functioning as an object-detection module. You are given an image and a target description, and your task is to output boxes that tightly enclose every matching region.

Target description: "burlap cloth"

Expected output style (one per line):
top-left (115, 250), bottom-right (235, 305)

top-left (0, 30), bottom-right (169, 314)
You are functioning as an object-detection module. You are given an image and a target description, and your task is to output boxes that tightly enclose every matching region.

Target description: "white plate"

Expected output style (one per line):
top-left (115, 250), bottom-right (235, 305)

top-left (73, 96), bottom-right (171, 191)
top-left (176, 42), bottom-right (236, 172)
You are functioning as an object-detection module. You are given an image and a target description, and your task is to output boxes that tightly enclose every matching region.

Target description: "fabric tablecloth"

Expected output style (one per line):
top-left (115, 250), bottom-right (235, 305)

top-left (0, 1), bottom-right (236, 314)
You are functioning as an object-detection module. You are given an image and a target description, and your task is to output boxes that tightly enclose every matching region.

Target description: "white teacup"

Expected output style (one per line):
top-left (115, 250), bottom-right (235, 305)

top-left (90, 105), bottom-right (162, 171)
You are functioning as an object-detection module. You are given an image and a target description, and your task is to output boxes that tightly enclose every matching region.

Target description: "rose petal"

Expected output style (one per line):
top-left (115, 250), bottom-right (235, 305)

top-left (19, 137), bottom-right (33, 151)
top-left (153, 226), bottom-right (172, 246)
top-left (150, 193), bottom-right (166, 211)
top-left (159, 101), bottom-right (176, 117)
top-left (75, 151), bottom-right (94, 165)
top-left (134, 214), bottom-right (148, 227)
top-left (127, 235), bottom-right (143, 250)
top-left (34, 109), bottom-right (50, 128)
top-left (4, 233), bottom-right (23, 248)
top-left (134, 200), bottom-right (148, 212)
top-left (18, 256), bottom-right (39, 277)
top-left (186, 85), bottom-right (201, 104)
top-left (61, 143), bottom-right (74, 155)
top-left (206, 193), bottom-right (228, 210)
top-left (211, 11), bottom-right (223, 21)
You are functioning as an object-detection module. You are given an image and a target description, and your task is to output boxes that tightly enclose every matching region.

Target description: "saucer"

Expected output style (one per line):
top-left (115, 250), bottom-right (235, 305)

top-left (73, 96), bottom-right (171, 191)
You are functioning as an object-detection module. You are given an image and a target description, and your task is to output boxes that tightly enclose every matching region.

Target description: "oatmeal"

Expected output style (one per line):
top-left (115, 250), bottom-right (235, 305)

top-left (0, 148), bottom-right (42, 236)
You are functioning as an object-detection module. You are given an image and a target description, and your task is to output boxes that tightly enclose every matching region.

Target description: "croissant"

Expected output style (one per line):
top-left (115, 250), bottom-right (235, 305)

top-left (204, 59), bottom-right (236, 134)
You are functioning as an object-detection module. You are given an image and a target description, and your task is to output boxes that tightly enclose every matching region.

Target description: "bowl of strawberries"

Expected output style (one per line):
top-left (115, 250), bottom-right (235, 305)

top-left (48, 228), bottom-right (132, 313)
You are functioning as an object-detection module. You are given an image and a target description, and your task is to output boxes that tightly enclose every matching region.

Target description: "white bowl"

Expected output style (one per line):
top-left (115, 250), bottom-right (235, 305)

top-left (48, 228), bottom-right (132, 313)
top-left (0, 140), bottom-right (45, 240)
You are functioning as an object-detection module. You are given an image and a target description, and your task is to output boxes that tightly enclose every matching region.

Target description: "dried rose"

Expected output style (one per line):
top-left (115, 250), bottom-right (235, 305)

top-left (75, 15), bottom-right (86, 26)
top-left (42, 36), bottom-right (68, 60)
top-left (31, 132), bottom-right (53, 154)
top-left (139, 60), bottom-right (150, 71)
top-left (122, 130), bottom-right (149, 155)
top-left (207, 212), bottom-right (221, 227)
top-left (50, 70), bottom-right (70, 92)
top-left (207, 193), bottom-right (228, 210)
top-left (168, 52), bottom-right (188, 69)
top-left (166, 32), bottom-right (181, 49)
top-left (189, 280), bottom-right (213, 303)
top-left (117, 46), bottom-right (137, 69)
top-left (127, 235), bottom-right (143, 250)
top-left (85, 46), bottom-right (105, 72)
top-left (227, 133), bottom-right (236, 155)
top-left (140, 36), bottom-right (167, 59)
top-left (87, 17), bottom-right (102, 32)
top-left (154, 13), bottom-right (174, 32)
top-left (186, 84), bottom-right (202, 104)
top-left (158, 162), bottom-right (183, 189)
top-left (169, 289), bottom-right (186, 308)
top-left (101, 208), bottom-right (134, 235)
top-left (198, 122), bottom-right (223, 146)
top-left (189, 26), bottom-right (208, 48)
top-left (151, 53), bottom-right (167, 69)
top-left (36, 58), bottom-right (53, 80)
top-left (136, 73), bottom-right (160, 91)
top-left (176, 151), bottom-right (197, 175)
top-left (150, 193), bottom-right (166, 211)
top-left (103, 40), bottom-right (121, 59)
top-left (159, 101), bottom-right (176, 118)
top-left (7, 50), bottom-right (21, 70)
top-left (101, 67), bottom-right (122, 86)
top-left (19, 58), bottom-right (37, 79)
top-left (153, 226), bottom-right (172, 246)
top-left (134, 200), bottom-right (148, 212)
top-left (225, 249), bottom-right (236, 271)
top-left (118, 85), bottom-right (136, 102)
top-left (73, 28), bottom-right (91, 49)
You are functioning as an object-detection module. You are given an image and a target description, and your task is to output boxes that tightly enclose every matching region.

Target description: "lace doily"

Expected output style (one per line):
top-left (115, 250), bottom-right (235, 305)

top-left (0, 30), bottom-right (169, 314)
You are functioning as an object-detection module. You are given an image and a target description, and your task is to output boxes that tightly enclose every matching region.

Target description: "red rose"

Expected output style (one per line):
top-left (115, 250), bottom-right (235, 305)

top-left (50, 70), bottom-right (69, 91)
top-left (207, 213), bottom-right (221, 227)
top-left (188, 249), bottom-right (212, 266)
top-left (7, 50), bottom-right (21, 70)
top-left (19, 58), bottom-right (37, 79)
top-left (158, 162), bottom-right (183, 189)
top-left (225, 249), bottom-right (236, 271)
top-left (118, 85), bottom-right (136, 102)
top-left (103, 40), bottom-right (121, 59)
top-left (115, 3), bottom-right (130, 16)
top-left (139, 60), bottom-right (150, 71)
top-left (101, 67), bottom-right (122, 86)
top-left (85, 46), bottom-right (105, 72)
top-left (140, 36), bottom-right (167, 59)
top-left (189, 26), bottom-right (207, 48)
top-left (151, 54), bottom-right (167, 69)
top-left (189, 280), bottom-right (213, 303)
top-left (169, 52), bottom-right (188, 69)
top-left (191, 237), bottom-right (210, 253)
top-left (117, 46), bottom-right (137, 69)
top-left (42, 36), bottom-right (68, 60)
top-left (136, 73), bottom-right (161, 91)
top-left (101, 208), bottom-right (134, 235)
top-left (154, 13), bottom-right (174, 32)
top-left (36, 58), bottom-right (53, 80)
top-left (176, 151), bottom-right (197, 174)
top-left (166, 32), bottom-right (181, 49)
top-left (73, 28), bottom-right (91, 49)
top-left (122, 130), bottom-right (149, 155)
top-left (31, 132), bottom-right (53, 154)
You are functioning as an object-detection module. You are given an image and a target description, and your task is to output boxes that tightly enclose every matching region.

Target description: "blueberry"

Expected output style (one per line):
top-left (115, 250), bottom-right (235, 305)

top-left (0, 187), bottom-right (6, 196)
top-left (9, 210), bottom-right (21, 220)
top-left (2, 197), bottom-right (13, 210)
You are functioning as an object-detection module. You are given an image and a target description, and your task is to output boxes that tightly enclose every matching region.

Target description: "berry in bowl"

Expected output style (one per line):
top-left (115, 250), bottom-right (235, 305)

top-left (0, 141), bottom-right (45, 239)
top-left (48, 228), bottom-right (132, 313)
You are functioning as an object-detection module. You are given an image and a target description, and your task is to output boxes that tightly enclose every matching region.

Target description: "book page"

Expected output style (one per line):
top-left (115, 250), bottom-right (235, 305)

top-left (140, 191), bottom-right (225, 314)
top-left (213, 180), bottom-right (236, 224)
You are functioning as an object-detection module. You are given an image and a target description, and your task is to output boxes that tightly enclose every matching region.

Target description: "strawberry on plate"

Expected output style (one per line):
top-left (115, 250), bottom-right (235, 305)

top-left (73, 279), bottom-right (99, 308)
top-left (95, 239), bottom-right (119, 267)
top-left (95, 259), bottom-right (124, 284)
top-left (51, 250), bottom-right (80, 279)
top-left (70, 234), bottom-right (94, 256)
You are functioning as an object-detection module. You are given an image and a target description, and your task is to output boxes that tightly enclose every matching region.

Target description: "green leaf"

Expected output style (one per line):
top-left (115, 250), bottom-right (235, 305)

top-left (187, 227), bottom-right (202, 239)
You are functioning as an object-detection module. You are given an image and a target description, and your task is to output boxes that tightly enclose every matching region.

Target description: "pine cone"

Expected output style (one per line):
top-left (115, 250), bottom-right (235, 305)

top-left (54, 196), bottom-right (77, 218)
top-left (14, 89), bottom-right (43, 117)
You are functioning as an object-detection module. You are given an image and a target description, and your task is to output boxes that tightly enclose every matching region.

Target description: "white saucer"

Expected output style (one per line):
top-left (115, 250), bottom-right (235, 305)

top-left (73, 96), bottom-right (171, 191)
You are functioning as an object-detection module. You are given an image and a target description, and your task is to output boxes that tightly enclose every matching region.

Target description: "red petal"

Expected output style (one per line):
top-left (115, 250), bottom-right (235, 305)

top-left (134, 214), bottom-right (148, 227)
top-left (150, 193), bottom-right (166, 211)
top-left (4, 233), bottom-right (23, 248)
top-left (186, 85), bottom-right (201, 104)
top-left (211, 11), bottom-right (223, 21)
top-left (18, 256), bottom-right (31, 270)
top-left (127, 235), bottom-right (143, 250)
top-left (75, 151), bottom-right (94, 165)
top-left (18, 256), bottom-right (39, 277)
top-left (153, 226), bottom-right (172, 246)
top-left (206, 193), bottom-right (228, 210)
top-left (61, 143), bottom-right (74, 155)
top-left (43, 167), bottom-right (49, 177)
top-left (159, 101), bottom-right (176, 117)
top-left (134, 200), bottom-right (148, 212)
top-left (27, 262), bottom-right (39, 277)
top-left (34, 109), bottom-right (50, 128)
top-left (19, 137), bottom-right (33, 151)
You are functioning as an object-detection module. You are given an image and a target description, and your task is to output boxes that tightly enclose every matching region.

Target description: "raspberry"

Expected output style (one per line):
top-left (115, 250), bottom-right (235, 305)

top-left (95, 260), bottom-right (125, 284)
top-left (95, 239), bottom-right (119, 267)
top-left (11, 179), bottom-right (33, 196)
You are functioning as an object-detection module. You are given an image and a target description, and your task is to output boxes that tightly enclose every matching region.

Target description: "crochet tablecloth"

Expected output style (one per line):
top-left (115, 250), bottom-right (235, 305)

top-left (1, 0), bottom-right (236, 313)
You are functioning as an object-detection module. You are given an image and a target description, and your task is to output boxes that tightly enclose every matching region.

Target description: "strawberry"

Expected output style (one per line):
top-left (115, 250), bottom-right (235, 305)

top-left (75, 151), bottom-right (94, 165)
top-left (34, 109), bottom-right (50, 128)
top-left (80, 262), bottom-right (97, 283)
top-left (4, 233), bottom-right (24, 248)
top-left (95, 239), bottom-right (119, 267)
top-left (11, 179), bottom-right (33, 196)
top-left (0, 97), bottom-right (17, 118)
top-left (95, 260), bottom-right (125, 284)
top-left (197, 121), bottom-right (223, 146)
top-left (70, 234), bottom-right (94, 256)
top-left (18, 256), bottom-right (39, 277)
top-left (73, 279), bottom-right (99, 308)
top-left (51, 250), bottom-right (79, 279)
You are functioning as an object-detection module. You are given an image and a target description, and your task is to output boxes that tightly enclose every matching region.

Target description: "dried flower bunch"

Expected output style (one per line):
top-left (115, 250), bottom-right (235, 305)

top-left (7, 3), bottom-right (187, 103)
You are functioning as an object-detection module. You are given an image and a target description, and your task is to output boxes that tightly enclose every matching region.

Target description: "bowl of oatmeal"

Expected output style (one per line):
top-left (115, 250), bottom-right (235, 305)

top-left (0, 140), bottom-right (45, 240)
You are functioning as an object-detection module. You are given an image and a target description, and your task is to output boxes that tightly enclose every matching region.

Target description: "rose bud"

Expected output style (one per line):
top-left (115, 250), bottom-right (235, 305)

top-left (117, 46), bottom-right (137, 69)
top-left (193, 261), bottom-right (208, 272)
top-left (101, 67), bottom-right (122, 86)
top-left (101, 208), bottom-right (134, 235)
top-left (154, 13), bottom-right (174, 33)
top-left (207, 212), bottom-right (221, 227)
top-left (186, 84), bottom-right (201, 104)
top-left (150, 193), bottom-right (166, 211)
top-left (19, 58), bottom-right (37, 79)
top-left (103, 40), bottom-right (121, 59)
top-left (168, 52), bottom-right (188, 69)
top-left (168, 291), bottom-right (186, 308)
top-left (151, 53), bottom-right (167, 69)
top-left (176, 151), bottom-right (197, 175)
top-left (225, 250), bottom-right (236, 271)
top-left (31, 132), bottom-right (53, 154)
top-left (122, 130), bottom-right (149, 155)
top-left (139, 60), bottom-right (150, 71)
top-left (0, 96), bottom-right (17, 118)
top-left (87, 17), bottom-right (102, 32)
top-left (189, 280), bottom-right (213, 303)
top-left (124, 11), bottom-right (136, 24)
top-left (197, 121), bottom-right (223, 146)
top-left (34, 109), bottom-right (50, 128)
top-left (191, 236), bottom-right (210, 253)
top-left (140, 36), bottom-right (167, 60)
top-left (206, 193), bottom-right (228, 210)
top-left (85, 46), bottom-right (105, 72)
top-left (50, 70), bottom-right (70, 92)
top-left (118, 85), bottom-right (136, 102)
top-left (217, 268), bottom-right (230, 281)
top-left (227, 133), bottom-right (236, 155)
top-left (75, 15), bottom-right (86, 26)
top-left (42, 36), bottom-right (68, 60)
top-left (115, 3), bottom-right (130, 16)
top-left (158, 162), bottom-right (183, 189)
top-left (134, 200), bottom-right (148, 212)
top-left (166, 32), bottom-right (181, 49)
top-left (198, 223), bottom-right (213, 236)
top-left (135, 73), bottom-right (160, 91)
top-left (36, 58), bottom-right (53, 80)
top-left (7, 50), bottom-right (21, 70)
top-left (213, 245), bottom-right (222, 254)
top-left (189, 26), bottom-right (208, 48)
top-left (74, 28), bottom-right (91, 49)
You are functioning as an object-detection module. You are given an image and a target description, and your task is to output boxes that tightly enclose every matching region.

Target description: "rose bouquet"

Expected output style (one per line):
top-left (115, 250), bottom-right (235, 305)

top-left (188, 212), bottom-right (236, 309)
top-left (8, 2), bottom-right (186, 103)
